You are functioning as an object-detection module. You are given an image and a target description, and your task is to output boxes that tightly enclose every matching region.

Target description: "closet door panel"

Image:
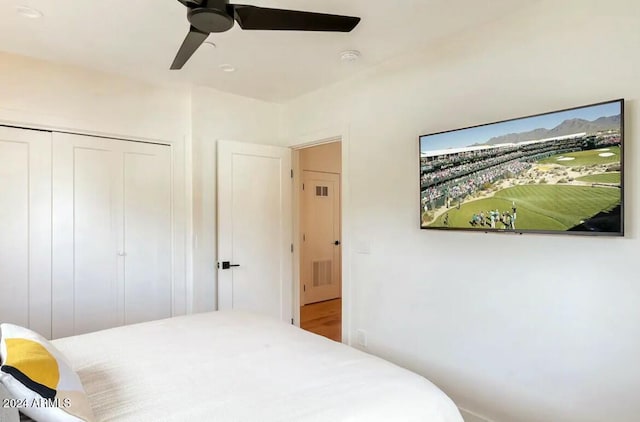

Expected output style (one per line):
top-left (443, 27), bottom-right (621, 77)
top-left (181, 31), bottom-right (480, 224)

top-left (123, 145), bottom-right (172, 324)
top-left (52, 133), bottom-right (122, 338)
top-left (0, 127), bottom-right (51, 337)
top-left (0, 140), bottom-right (29, 326)
top-left (73, 147), bottom-right (122, 333)
top-left (52, 133), bottom-right (173, 338)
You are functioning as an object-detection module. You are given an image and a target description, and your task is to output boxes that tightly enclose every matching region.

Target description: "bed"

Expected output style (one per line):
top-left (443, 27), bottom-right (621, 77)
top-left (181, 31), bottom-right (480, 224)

top-left (5, 311), bottom-right (463, 422)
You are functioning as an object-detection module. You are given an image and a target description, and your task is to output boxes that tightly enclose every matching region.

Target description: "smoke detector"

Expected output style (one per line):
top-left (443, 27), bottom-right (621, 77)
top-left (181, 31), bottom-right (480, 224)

top-left (340, 50), bottom-right (361, 62)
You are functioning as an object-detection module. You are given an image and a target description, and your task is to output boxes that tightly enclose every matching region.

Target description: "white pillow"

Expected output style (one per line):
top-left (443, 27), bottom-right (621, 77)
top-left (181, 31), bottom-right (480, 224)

top-left (0, 324), bottom-right (94, 422)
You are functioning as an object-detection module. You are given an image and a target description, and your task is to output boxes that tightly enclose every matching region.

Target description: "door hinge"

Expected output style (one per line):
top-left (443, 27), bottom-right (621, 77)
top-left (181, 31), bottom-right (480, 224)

top-left (291, 318), bottom-right (294, 325)
top-left (303, 234), bottom-right (306, 242)
top-left (303, 284), bottom-right (306, 292)
top-left (291, 169), bottom-right (293, 178)
top-left (302, 183), bottom-right (305, 191)
top-left (291, 243), bottom-right (294, 253)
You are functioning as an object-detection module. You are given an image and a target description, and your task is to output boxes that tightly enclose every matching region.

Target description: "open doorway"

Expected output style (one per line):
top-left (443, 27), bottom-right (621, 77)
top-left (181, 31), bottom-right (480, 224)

top-left (296, 141), bottom-right (342, 342)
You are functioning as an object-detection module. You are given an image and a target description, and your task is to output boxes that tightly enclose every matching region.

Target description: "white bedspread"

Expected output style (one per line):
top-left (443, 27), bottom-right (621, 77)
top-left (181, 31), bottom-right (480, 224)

top-left (52, 311), bottom-right (462, 422)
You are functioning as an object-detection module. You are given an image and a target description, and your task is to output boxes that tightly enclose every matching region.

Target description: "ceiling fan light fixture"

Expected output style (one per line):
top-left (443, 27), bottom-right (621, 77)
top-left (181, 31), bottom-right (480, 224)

top-left (16, 5), bottom-right (43, 19)
top-left (340, 50), bottom-right (361, 62)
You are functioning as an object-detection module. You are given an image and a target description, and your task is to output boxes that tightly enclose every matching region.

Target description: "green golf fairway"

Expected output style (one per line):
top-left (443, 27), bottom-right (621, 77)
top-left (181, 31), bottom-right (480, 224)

top-left (538, 146), bottom-right (620, 167)
top-left (427, 184), bottom-right (620, 231)
top-left (575, 172), bottom-right (621, 184)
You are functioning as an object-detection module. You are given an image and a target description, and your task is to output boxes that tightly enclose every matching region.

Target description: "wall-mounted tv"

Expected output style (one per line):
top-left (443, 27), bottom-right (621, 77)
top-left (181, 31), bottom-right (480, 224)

top-left (420, 99), bottom-right (624, 236)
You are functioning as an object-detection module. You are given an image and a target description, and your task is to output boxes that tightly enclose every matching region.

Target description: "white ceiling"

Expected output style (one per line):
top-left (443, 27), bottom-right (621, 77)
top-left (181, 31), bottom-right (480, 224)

top-left (0, 0), bottom-right (531, 102)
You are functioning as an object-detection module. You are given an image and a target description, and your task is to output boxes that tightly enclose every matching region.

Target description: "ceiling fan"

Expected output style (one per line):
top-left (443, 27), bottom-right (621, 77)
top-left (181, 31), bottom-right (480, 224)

top-left (171, 0), bottom-right (361, 70)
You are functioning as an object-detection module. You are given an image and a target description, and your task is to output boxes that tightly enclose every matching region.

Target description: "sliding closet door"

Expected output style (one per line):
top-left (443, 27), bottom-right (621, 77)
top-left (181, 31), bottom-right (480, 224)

top-left (122, 143), bottom-right (172, 325)
top-left (52, 133), bottom-right (172, 338)
top-left (52, 134), bottom-right (122, 337)
top-left (0, 126), bottom-right (51, 337)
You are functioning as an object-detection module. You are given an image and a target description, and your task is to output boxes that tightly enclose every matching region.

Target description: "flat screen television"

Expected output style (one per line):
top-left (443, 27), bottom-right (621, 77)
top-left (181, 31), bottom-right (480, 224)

top-left (419, 99), bottom-right (624, 236)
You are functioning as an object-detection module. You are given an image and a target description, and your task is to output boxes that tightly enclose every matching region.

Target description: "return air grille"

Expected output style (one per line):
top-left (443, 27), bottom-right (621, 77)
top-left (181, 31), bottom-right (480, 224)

top-left (312, 260), bottom-right (332, 286)
top-left (315, 186), bottom-right (329, 197)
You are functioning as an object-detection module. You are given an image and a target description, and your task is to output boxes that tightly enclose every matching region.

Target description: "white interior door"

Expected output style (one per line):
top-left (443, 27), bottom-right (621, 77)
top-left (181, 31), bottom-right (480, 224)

top-left (52, 133), bottom-right (172, 338)
top-left (301, 171), bottom-right (341, 305)
top-left (0, 126), bottom-right (52, 337)
top-left (217, 140), bottom-right (292, 323)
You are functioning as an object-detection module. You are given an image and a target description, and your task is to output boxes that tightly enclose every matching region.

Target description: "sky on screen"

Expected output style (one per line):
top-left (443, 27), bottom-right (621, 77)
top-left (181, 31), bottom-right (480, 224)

top-left (420, 101), bottom-right (621, 152)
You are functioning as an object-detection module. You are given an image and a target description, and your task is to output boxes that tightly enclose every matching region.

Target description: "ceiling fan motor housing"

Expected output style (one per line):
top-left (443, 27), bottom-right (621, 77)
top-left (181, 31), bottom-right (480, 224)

top-left (188, 0), bottom-right (234, 33)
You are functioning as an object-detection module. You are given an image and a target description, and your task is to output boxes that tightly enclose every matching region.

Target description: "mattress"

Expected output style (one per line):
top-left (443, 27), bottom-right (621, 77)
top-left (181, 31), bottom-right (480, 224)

top-left (52, 311), bottom-right (463, 422)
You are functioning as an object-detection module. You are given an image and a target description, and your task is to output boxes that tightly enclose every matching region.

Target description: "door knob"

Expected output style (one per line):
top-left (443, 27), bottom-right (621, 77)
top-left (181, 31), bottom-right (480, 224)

top-left (334, 240), bottom-right (341, 246)
top-left (220, 261), bottom-right (240, 270)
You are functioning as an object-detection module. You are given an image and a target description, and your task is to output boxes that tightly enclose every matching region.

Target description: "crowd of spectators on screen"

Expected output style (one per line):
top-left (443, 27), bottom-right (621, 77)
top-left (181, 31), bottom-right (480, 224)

top-left (420, 134), bottom-right (622, 208)
top-left (420, 133), bottom-right (622, 214)
top-left (421, 160), bottom-right (531, 205)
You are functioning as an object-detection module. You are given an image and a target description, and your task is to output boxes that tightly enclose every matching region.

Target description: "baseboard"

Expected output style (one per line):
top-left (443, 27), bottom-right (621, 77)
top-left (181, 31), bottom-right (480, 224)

top-left (459, 407), bottom-right (493, 422)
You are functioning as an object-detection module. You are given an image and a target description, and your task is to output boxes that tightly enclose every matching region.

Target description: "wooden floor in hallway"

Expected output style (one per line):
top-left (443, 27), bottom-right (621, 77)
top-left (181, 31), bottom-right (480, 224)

top-left (300, 298), bottom-right (341, 342)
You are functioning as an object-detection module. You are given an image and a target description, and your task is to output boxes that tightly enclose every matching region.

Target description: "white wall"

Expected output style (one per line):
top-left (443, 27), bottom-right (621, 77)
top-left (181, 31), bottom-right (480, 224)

top-left (0, 51), bottom-right (192, 314)
top-left (0, 52), bottom-right (189, 142)
top-left (190, 87), bottom-right (283, 312)
top-left (282, 0), bottom-right (640, 421)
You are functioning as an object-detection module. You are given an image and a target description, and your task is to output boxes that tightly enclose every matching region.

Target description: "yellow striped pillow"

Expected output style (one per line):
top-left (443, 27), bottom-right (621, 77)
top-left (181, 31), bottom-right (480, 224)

top-left (0, 324), bottom-right (94, 422)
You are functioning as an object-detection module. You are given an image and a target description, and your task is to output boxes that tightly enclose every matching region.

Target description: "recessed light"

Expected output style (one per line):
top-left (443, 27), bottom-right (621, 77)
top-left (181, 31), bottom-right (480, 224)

top-left (219, 64), bottom-right (236, 72)
top-left (16, 5), bottom-right (43, 19)
top-left (340, 50), bottom-right (361, 62)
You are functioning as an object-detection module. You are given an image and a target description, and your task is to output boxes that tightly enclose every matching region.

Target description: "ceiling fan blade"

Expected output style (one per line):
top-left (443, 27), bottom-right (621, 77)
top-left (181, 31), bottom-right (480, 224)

top-left (176, 0), bottom-right (202, 6)
top-left (170, 26), bottom-right (209, 70)
top-left (231, 5), bottom-right (360, 32)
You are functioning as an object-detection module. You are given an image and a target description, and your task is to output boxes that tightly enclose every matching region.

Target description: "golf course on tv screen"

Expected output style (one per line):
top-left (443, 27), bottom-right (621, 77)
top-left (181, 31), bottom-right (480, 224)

top-left (419, 99), bottom-right (624, 236)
